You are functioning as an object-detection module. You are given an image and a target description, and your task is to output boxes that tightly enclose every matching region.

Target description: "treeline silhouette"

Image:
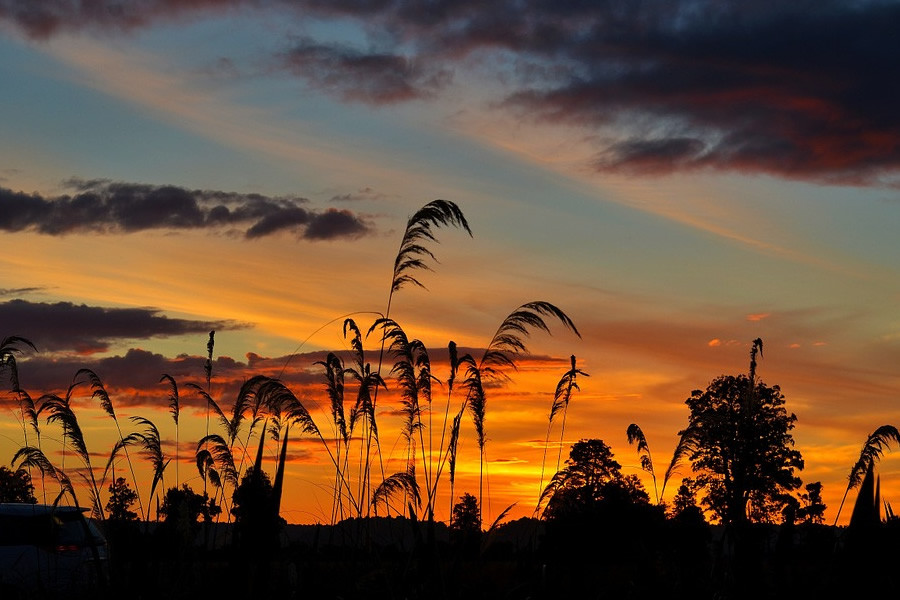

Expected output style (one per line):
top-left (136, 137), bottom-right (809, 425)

top-left (1, 201), bottom-right (899, 598)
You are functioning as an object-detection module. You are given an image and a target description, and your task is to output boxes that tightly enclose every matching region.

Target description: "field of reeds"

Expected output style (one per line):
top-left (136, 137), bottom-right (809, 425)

top-left (3, 200), bottom-right (900, 598)
top-left (0, 201), bottom-right (586, 526)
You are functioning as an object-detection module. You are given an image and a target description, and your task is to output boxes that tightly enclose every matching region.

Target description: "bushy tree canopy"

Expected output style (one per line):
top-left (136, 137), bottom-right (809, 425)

top-left (0, 466), bottom-right (35, 503)
top-left (231, 467), bottom-right (283, 551)
top-left (541, 438), bottom-right (649, 520)
top-left (798, 481), bottom-right (826, 525)
top-left (681, 374), bottom-right (803, 525)
top-left (159, 484), bottom-right (219, 531)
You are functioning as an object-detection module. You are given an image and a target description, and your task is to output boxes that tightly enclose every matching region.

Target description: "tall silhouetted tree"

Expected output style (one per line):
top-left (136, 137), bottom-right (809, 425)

top-left (450, 492), bottom-right (481, 552)
top-left (106, 477), bottom-right (139, 521)
top-left (680, 374), bottom-right (803, 526)
top-left (451, 492), bottom-right (481, 532)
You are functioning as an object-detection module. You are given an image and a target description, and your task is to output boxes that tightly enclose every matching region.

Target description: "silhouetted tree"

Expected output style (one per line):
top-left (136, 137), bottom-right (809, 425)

top-left (231, 466), bottom-right (283, 551)
top-left (154, 485), bottom-right (218, 592)
top-left (158, 484), bottom-right (217, 548)
top-left (670, 479), bottom-right (704, 522)
top-left (798, 481), bottom-right (826, 524)
top-left (541, 439), bottom-right (650, 520)
top-left (541, 439), bottom-right (663, 597)
top-left (666, 479), bottom-right (711, 597)
top-left (541, 438), bottom-right (649, 520)
top-left (450, 492), bottom-right (481, 552)
top-left (0, 466), bottom-right (35, 503)
top-left (681, 374), bottom-right (803, 526)
top-left (451, 492), bottom-right (481, 532)
top-left (106, 477), bottom-right (139, 521)
top-left (104, 476), bottom-right (141, 577)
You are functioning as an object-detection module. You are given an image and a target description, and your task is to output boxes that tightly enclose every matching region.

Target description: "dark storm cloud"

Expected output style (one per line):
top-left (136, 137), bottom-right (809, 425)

top-left (4, 1), bottom-right (900, 184)
top-left (497, 1), bottom-right (900, 185)
top-left (0, 299), bottom-right (243, 354)
top-left (280, 40), bottom-right (451, 104)
top-left (0, 178), bottom-right (372, 240)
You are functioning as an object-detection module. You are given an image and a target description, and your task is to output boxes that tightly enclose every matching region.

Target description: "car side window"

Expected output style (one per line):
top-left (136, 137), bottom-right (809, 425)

top-left (0, 514), bottom-right (55, 546)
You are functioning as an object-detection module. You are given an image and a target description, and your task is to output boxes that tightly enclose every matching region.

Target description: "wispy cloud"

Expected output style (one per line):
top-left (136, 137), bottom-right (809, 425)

top-left (0, 178), bottom-right (372, 240)
top-left (0, 287), bottom-right (44, 297)
top-left (28, 35), bottom-right (427, 191)
top-left (279, 40), bottom-right (451, 105)
top-left (329, 187), bottom-right (384, 203)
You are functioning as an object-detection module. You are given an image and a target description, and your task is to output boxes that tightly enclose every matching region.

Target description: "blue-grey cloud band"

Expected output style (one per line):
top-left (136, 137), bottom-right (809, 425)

top-left (0, 179), bottom-right (373, 240)
top-left (2, 2), bottom-right (897, 183)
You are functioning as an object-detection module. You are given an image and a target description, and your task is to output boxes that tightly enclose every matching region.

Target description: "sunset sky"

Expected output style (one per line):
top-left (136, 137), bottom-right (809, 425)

top-left (1, 1), bottom-right (900, 526)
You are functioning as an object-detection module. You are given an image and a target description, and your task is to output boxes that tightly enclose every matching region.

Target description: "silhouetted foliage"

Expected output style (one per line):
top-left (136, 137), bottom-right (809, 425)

top-left (798, 481), bottom-right (826, 525)
top-left (835, 425), bottom-right (900, 524)
top-left (0, 335), bottom-right (36, 392)
top-left (104, 476), bottom-right (142, 576)
top-left (541, 439), bottom-right (665, 597)
top-left (541, 438), bottom-right (649, 520)
top-left (158, 484), bottom-right (218, 549)
top-left (451, 492), bottom-right (481, 532)
top-left (389, 199), bottom-right (472, 295)
top-left (0, 466), bottom-right (36, 503)
top-left (681, 374), bottom-right (804, 525)
top-left (449, 492), bottom-right (481, 553)
top-left (105, 477), bottom-right (138, 521)
top-left (848, 461), bottom-right (880, 531)
top-left (665, 479), bottom-right (711, 597)
top-left (232, 466), bottom-right (283, 551)
top-left (626, 422), bottom-right (658, 503)
top-left (670, 479), bottom-right (704, 522)
top-left (9, 203), bottom-right (897, 600)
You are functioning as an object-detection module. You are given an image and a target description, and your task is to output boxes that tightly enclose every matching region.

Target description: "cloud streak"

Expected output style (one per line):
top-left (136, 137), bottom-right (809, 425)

top-left (8, 339), bottom-right (568, 411)
top-left (0, 287), bottom-right (44, 297)
top-left (0, 299), bottom-right (244, 354)
top-left (0, 178), bottom-right (372, 240)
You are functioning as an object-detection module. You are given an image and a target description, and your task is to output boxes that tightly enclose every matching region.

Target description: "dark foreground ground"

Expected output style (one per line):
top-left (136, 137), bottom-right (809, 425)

top-left (88, 514), bottom-right (900, 600)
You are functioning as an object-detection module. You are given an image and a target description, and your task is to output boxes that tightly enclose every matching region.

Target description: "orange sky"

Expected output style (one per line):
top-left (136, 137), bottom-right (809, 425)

top-left (4, 320), bottom-right (899, 526)
top-left (2, 2), bottom-right (900, 528)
